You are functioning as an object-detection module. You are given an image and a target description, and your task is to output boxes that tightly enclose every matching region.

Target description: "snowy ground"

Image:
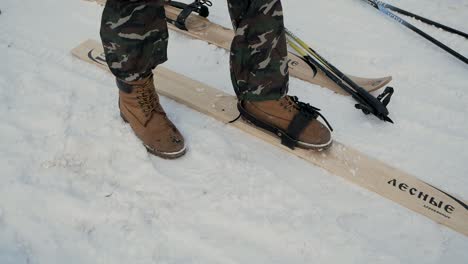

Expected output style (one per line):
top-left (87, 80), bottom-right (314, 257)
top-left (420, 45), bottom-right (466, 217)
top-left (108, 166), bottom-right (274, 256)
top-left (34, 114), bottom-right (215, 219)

top-left (1, 0), bottom-right (467, 263)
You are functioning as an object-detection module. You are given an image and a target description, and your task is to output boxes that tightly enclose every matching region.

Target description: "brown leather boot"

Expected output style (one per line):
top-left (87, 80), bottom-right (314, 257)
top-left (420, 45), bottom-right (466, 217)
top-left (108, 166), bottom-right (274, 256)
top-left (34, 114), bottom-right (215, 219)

top-left (238, 96), bottom-right (333, 150)
top-left (118, 75), bottom-right (186, 159)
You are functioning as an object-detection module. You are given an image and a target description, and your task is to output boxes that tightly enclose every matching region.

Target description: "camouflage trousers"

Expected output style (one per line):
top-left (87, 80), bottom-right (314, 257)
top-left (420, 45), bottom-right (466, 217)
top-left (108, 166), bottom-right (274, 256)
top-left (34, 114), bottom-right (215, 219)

top-left (100, 0), bottom-right (289, 100)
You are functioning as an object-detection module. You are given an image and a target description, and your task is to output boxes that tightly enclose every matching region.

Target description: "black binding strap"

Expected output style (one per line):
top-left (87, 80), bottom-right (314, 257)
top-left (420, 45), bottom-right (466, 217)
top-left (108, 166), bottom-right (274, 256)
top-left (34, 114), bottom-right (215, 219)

top-left (282, 96), bottom-right (333, 148)
top-left (168, 1), bottom-right (212, 30)
top-left (281, 113), bottom-right (310, 149)
top-left (237, 97), bottom-right (333, 150)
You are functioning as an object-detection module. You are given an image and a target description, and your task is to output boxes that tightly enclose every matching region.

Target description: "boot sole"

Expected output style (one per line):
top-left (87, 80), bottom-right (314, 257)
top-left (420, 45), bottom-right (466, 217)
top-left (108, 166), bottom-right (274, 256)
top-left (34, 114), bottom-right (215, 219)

top-left (120, 112), bottom-right (187, 159)
top-left (144, 144), bottom-right (187, 160)
top-left (238, 102), bottom-right (333, 151)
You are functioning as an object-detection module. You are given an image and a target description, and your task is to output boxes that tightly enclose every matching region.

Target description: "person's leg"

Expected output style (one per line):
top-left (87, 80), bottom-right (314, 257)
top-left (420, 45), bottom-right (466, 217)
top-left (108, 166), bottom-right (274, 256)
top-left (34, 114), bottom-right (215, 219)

top-left (227, 0), bottom-right (333, 150)
top-left (100, 0), bottom-right (186, 159)
top-left (227, 0), bottom-right (289, 101)
top-left (100, 0), bottom-right (169, 83)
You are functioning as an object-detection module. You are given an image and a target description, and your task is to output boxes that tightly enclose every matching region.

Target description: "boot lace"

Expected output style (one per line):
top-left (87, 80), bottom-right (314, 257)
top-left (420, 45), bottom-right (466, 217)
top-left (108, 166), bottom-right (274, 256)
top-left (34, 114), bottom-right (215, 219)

top-left (135, 82), bottom-right (163, 118)
top-left (286, 96), bottom-right (333, 131)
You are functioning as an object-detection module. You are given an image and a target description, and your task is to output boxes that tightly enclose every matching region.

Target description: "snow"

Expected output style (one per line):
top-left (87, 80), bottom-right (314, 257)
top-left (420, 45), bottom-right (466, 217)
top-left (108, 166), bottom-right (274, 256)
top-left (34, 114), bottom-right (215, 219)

top-left (0, 0), bottom-right (467, 263)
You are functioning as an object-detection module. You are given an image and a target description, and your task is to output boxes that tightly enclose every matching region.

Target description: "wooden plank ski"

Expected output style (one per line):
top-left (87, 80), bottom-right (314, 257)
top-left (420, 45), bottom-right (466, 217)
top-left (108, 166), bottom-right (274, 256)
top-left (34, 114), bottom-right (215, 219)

top-left (72, 39), bottom-right (468, 236)
top-left (84, 0), bottom-right (393, 96)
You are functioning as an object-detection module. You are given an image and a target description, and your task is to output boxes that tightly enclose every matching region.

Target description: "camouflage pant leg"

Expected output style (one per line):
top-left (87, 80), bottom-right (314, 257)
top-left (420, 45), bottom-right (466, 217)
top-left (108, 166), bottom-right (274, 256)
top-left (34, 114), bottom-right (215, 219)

top-left (100, 0), bottom-right (168, 82)
top-left (100, 0), bottom-right (289, 100)
top-left (227, 0), bottom-right (289, 101)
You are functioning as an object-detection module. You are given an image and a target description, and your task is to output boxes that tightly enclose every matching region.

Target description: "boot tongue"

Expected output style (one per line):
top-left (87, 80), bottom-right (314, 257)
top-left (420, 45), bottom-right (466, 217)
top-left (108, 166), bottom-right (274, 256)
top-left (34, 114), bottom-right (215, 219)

top-left (127, 101), bottom-right (153, 127)
top-left (138, 87), bottom-right (168, 126)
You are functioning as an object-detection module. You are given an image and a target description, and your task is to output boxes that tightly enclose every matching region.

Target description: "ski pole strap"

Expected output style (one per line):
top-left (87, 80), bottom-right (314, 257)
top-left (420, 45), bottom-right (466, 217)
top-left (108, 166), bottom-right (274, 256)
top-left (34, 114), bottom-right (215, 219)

top-left (377, 86), bottom-right (394, 107)
top-left (355, 86), bottom-right (394, 115)
top-left (355, 86), bottom-right (394, 117)
top-left (168, 0), bottom-right (212, 30)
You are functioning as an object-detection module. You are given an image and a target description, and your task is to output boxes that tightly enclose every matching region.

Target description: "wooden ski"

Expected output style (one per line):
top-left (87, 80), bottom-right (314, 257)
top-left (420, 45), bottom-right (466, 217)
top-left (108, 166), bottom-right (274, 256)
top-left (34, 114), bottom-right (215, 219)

top-left (72, 39), bottom-right (468, 236)
top-left (84, 0), bottom-right (393, 95)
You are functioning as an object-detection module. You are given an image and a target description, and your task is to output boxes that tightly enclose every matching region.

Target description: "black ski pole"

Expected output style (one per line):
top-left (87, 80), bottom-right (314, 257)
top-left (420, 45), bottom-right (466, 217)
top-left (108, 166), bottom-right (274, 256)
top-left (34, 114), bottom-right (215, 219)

top-left (374, 0), bottom-right (468, 39)
top-left (362, 0), bottom-right (468, 65)
top-left (286, 29), bottom-right (394, 123)
top-left (286, 35), bottom-right (394, 123)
